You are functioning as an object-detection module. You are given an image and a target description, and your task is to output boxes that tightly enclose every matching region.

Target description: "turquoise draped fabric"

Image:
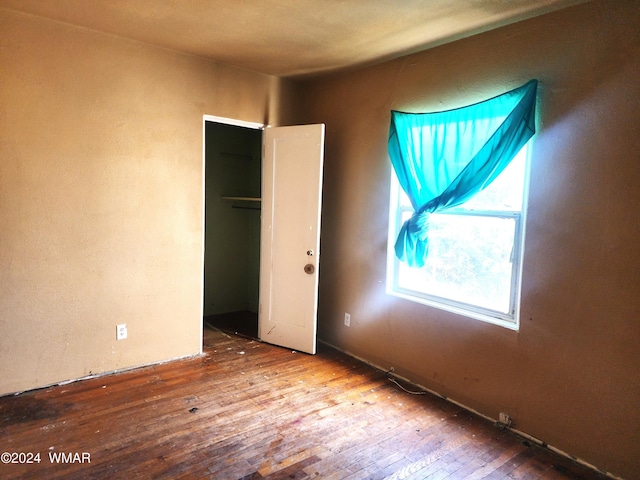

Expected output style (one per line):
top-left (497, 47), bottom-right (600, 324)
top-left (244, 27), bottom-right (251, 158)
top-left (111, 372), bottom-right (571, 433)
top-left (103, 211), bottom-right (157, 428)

top-left (388, 80), bottom-right (538, 267)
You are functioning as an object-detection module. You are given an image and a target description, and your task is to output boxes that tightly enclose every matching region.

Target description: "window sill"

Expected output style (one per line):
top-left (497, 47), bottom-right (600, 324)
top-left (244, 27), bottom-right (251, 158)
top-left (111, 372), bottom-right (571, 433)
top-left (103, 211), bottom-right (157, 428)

top-left (386, 288), bottom-right (520, 331)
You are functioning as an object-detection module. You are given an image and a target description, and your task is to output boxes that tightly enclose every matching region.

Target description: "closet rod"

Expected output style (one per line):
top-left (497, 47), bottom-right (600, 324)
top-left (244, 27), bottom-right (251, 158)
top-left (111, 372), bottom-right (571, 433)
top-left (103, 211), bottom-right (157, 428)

top-left (231, 205), bottom-right (261, 211)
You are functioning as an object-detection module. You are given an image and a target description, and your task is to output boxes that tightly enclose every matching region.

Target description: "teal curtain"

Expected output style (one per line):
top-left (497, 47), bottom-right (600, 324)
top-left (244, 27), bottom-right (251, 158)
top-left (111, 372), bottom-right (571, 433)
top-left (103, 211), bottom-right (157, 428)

top-left (388, 80), bottom-right (538, 267)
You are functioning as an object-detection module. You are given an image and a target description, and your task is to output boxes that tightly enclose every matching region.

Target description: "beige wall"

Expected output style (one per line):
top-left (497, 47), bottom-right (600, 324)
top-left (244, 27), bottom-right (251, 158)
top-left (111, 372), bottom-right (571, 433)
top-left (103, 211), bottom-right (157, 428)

top-left (0, 9), bottom-right (300, 395)
top-left (2, 2), bottom-right (639, 478)
top-left (303, 1), bottom-right (640, 478)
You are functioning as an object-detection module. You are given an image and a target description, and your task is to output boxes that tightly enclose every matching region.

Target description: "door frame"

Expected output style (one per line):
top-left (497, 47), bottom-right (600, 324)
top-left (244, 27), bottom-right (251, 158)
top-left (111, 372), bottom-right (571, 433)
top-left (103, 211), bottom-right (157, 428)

top-left (201, 115), bottom-right (265, 350)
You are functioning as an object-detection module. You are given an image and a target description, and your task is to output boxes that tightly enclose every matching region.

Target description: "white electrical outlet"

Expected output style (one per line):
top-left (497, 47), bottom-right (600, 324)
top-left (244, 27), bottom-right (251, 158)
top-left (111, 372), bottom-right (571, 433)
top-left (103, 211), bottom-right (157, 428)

top-left (344, 313), bottom-right (351, 327)
top-left (116, 324), bottom-right (128, 340)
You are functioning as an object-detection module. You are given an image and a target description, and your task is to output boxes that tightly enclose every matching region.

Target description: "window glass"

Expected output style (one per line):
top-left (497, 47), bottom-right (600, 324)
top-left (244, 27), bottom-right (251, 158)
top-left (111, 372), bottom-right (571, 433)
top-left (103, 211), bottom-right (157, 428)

top-left (387, 145), bottom-right (529, 329)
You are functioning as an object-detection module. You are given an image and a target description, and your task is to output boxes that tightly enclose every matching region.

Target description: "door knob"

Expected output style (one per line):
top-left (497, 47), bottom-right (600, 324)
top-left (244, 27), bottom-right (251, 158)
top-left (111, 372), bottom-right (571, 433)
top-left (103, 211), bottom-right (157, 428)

top-left (304, 264), bottom-right (315, 274)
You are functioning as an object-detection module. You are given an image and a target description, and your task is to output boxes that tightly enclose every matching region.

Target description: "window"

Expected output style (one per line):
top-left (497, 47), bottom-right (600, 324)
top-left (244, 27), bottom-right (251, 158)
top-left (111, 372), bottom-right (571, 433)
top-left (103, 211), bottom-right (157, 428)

top-left (387, 143), bottom-right (530, 329)
top-left (385, 81), bottom-right (537, 330)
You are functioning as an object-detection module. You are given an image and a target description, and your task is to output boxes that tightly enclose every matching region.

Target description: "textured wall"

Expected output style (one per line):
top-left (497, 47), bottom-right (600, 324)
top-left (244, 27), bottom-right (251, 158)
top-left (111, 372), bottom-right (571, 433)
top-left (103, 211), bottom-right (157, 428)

top-left (0, 9), bottom-right (299, 395)
top-left (303, 1), bottom-right (640, 478)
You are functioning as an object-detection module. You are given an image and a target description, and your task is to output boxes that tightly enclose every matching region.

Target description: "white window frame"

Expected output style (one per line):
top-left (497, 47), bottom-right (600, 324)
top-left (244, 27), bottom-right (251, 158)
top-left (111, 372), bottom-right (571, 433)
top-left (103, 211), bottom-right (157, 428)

top-left (386, 145), bottom-right (532, 330)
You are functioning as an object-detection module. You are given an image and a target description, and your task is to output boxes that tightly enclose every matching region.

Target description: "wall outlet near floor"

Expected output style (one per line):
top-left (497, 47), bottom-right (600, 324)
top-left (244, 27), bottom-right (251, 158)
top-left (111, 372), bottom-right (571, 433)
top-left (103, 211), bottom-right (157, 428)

top-left (498, 412), bottom-right (512, 427)
top-left (116, 324), bottom-right (128, 340)
top-left (344, 313), bottom-right (351, 327)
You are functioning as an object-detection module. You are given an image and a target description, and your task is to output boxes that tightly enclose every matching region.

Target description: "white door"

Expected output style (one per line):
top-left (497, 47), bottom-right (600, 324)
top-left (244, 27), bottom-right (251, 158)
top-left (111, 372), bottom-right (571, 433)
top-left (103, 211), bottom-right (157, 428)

top-left (259, 124), bottom-right (325, 354)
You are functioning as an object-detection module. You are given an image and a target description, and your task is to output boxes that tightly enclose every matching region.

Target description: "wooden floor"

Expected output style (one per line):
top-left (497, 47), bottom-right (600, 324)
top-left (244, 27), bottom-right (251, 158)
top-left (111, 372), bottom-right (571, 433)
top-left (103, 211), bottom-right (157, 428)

top-left (0, 326), bottom-right (608, 480)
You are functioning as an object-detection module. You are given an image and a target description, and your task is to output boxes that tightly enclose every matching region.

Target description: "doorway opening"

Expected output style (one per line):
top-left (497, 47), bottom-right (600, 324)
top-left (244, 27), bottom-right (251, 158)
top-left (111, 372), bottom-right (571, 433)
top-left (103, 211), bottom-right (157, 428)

top-left (203, 117), bottom-right (263, 340)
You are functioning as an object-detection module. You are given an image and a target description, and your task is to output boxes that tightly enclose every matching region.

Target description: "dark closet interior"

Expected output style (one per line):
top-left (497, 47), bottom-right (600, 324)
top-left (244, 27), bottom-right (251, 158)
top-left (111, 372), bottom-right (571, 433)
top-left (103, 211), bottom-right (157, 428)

top-left (203, 122), bottom-right (262, 338)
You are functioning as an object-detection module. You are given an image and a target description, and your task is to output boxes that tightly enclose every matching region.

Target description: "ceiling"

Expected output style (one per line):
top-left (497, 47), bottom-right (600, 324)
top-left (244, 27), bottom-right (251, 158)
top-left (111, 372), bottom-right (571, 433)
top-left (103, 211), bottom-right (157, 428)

top-left (0, 0), bottom-right (587, 79)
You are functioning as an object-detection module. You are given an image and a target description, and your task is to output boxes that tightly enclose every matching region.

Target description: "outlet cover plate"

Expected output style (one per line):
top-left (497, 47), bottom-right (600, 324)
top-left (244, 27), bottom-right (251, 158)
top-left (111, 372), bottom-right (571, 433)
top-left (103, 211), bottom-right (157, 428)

top-left (116, 324), bottom-right (128, 340)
